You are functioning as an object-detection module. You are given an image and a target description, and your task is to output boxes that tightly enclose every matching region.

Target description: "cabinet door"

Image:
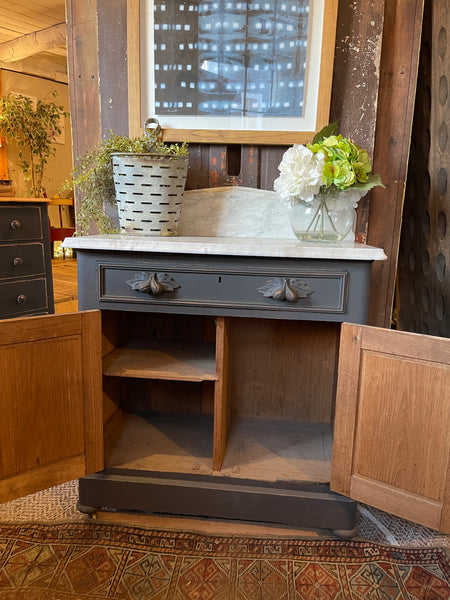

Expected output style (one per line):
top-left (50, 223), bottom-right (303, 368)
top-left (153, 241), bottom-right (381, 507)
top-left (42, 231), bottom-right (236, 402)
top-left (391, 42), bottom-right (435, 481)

top-left (0, 311), bottom-right (103, 503)
top-left (331, 323), bottom-right (450, 533)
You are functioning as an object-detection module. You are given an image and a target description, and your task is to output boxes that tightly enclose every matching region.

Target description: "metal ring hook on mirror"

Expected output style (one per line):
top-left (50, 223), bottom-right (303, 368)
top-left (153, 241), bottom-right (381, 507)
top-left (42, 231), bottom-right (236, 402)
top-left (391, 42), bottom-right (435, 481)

top-left (144, 117), bottom-right (162, 138)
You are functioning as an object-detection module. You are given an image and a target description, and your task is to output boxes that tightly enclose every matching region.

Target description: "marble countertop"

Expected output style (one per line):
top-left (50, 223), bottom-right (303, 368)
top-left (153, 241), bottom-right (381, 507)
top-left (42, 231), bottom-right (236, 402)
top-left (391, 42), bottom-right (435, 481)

top-left (63, 234), bottom-right (387, 261)
top-left (62, 187), bottom-right (387, 261)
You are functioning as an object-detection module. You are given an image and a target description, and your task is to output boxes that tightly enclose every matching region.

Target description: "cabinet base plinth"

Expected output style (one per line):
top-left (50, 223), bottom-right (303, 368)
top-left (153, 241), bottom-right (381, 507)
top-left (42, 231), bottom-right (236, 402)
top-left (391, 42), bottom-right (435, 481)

top-left (78, 469), bottom-right (356, 532)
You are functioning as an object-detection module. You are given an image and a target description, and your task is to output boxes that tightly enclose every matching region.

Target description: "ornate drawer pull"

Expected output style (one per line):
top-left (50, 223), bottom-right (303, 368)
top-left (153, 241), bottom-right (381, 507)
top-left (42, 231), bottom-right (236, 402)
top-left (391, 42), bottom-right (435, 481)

top-left (257, 277), bottom-right (314, 303)
top-left (13, 257), bottom-right (24, 267)
top-left (16, 294), bottom-right (27, 304)
top-left (10, 219), bottom-right (21, 231)
top-left (126, 272), bottom-right (181, 295)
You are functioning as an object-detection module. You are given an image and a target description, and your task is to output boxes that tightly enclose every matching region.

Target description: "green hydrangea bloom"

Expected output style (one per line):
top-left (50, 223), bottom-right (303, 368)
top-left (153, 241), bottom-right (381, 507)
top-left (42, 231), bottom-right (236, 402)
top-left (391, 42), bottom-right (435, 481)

top-left (307, 134), bottom-right (374, 191)
top-left (323, 160), bottom-right (356, 189)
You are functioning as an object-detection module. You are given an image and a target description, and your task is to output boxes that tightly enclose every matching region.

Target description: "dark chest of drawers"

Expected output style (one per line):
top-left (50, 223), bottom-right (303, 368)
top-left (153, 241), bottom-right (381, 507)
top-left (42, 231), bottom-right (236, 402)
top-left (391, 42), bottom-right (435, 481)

top-left (0, 199), bottom-right (54, 319)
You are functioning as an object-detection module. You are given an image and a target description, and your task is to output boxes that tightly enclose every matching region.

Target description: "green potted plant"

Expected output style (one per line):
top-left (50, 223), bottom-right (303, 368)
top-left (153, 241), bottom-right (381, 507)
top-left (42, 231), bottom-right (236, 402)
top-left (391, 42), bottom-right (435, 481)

top-left (68, 119), bottom-right (189, 236)
top-left (0, 91), bottom-right (68, 197)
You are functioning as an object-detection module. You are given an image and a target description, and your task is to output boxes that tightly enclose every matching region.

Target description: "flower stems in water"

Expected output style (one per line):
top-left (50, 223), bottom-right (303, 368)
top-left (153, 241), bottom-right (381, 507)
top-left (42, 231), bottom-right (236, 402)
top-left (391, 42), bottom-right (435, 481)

top-left (306, 198), bottom-right (339, 235)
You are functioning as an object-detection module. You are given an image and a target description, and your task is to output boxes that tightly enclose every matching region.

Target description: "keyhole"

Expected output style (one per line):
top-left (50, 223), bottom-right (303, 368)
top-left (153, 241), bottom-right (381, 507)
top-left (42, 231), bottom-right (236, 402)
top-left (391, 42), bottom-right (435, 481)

top-left (218, 276), bottom-right (222, 283)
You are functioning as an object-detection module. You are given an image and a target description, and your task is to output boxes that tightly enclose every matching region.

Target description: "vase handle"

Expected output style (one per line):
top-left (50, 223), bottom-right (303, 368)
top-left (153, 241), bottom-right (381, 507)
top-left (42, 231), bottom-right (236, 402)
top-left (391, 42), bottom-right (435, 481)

top-left (256, 277), bottom-right (314, 303)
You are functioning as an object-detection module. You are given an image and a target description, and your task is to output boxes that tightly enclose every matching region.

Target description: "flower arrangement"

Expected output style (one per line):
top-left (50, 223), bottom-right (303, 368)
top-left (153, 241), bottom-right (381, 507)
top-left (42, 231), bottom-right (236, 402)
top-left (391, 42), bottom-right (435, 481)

top-left (274, 121), bottom-right (383, 207)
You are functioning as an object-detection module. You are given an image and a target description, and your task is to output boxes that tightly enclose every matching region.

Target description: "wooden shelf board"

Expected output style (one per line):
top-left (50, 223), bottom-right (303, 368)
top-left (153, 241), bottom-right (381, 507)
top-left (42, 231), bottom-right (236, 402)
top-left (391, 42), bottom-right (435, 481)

top-left (102, 342), bottom-right (217, 382)
top-left (0, 197), bottom-right (49, 203)
top-left (105, 412), bottom-right (333, 484)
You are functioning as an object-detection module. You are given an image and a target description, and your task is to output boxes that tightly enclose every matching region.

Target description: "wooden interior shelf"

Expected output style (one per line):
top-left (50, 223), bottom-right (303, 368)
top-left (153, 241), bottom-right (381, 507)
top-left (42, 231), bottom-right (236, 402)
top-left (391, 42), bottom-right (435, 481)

top-left (104, 412), bottom-right (333, 484)
top-left (100, 315), bottom-right (337, 476)
top-left (102, 341), bottom-right (217, 382)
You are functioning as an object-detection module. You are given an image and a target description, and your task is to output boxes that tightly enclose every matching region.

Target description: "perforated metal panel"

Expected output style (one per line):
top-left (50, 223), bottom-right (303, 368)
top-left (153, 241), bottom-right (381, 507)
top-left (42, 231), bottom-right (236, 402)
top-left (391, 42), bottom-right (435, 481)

top-left (397, 0), bottom-right (450, 337)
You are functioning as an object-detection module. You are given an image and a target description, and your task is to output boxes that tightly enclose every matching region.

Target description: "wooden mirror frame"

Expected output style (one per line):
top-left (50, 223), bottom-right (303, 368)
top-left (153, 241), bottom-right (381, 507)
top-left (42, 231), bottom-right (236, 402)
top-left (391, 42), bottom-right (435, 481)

top-left (138, 0), bottom-right (338, 145)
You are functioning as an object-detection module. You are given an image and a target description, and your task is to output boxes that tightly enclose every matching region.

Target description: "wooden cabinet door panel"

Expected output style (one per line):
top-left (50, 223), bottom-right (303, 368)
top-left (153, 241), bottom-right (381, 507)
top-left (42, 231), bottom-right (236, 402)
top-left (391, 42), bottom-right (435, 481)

top-left (0, 311), bottom-right (103, 503)
top-left (331, 323), bottom-right (450, 533)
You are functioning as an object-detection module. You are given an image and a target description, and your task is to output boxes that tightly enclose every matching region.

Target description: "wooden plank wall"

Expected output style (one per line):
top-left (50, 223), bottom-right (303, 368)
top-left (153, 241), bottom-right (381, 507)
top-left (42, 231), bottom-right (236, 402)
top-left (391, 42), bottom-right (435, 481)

top-left (330, 0), bottom-right (384, 243)
top-left (0, 70), bottom-right (9, 180)
top-left (66, 1), bottom-right (101, 166)
top-left (66, 0), bottom-right (384, 212)
top-left (367, 0), bottom-right (424, 327)
top-left (96, 0), bottom-right (129, 138)
top-left (396, 0), bottom-right (450, 337)
top-left (65, 0), bottom-right (423, 325)
top-left (180, 0), bottom-right (386, 221)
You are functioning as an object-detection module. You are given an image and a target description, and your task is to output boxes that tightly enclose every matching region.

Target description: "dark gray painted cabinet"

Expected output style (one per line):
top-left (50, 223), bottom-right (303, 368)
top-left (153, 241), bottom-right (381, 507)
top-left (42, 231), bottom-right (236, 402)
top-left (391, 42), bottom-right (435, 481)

top-left (75, 246), bottom-right (377, 535)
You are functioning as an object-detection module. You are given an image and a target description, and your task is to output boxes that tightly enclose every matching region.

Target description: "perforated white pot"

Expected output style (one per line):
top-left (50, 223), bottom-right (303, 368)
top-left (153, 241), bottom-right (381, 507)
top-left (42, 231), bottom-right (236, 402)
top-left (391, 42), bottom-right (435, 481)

top-left (112, 153), bottom-right (188, 236)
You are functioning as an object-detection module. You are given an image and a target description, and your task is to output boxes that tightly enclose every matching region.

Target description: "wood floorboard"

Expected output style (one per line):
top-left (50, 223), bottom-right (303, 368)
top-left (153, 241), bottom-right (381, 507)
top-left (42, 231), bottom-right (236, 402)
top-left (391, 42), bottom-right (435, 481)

top-left (52, 258), bottom-right (78, 312)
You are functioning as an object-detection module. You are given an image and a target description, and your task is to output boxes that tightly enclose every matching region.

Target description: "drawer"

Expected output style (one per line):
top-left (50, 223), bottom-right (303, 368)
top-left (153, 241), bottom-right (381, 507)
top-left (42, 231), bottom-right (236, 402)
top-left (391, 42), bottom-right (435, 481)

top-left (0, 243), bottom-right (45, 280)
top-left (0, 278), bottom-right (49, 318)
top-left (0, 206), bottom-right (43, 242)
top-left (97, 262), bottom-right (348, 317)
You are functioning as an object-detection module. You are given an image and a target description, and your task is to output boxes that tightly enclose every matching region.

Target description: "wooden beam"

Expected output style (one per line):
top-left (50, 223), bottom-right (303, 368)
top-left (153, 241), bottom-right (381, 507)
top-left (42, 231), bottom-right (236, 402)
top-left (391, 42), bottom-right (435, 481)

top-left (96, 0), bottom-right (129, 138)
top-left (367, 0), bottom-right (424, 327)
top-left (0, 55), bottom-right (68, 83)
top-left (65, 0), bottom-right (101, 229)
top-left (66, 0), bottom-right (134, 231)
top-left (330, 0), bottom-right (385, 242)
top-left (0, 70), bottom-right (9, 181)
top-left (65, 0), bottom-right (101, 159)
top-left (0, 23), bottom-right (66, 63)
top-left (127, 0), bottom-right (141, 137)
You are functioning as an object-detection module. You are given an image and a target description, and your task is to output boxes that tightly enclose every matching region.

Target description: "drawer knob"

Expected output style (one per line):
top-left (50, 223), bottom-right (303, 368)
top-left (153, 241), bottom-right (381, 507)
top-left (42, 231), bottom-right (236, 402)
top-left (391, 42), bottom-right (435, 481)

top-left (126, 272), bottom-right (181, 295)
top-left (10, 219), bottom-right (21, 230)
top-left (13, 257), bottom-right (24, 267)
top-left (257, 277), bottom-right (314, 303)
top-left (16, 294), bottom-right (27, 305)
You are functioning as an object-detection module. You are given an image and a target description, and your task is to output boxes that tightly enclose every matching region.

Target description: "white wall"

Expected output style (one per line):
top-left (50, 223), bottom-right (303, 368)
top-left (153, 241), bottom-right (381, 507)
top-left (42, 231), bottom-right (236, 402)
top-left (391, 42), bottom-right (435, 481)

top-left (1, 70), bottom-right (72, 198)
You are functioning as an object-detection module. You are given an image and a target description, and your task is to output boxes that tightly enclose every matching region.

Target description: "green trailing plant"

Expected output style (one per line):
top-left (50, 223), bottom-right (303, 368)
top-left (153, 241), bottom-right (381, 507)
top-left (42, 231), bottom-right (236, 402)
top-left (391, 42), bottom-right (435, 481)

top-left (0, 91), bottom-right (68, 197)
top-left (66, 130), bottom-right (188, 235)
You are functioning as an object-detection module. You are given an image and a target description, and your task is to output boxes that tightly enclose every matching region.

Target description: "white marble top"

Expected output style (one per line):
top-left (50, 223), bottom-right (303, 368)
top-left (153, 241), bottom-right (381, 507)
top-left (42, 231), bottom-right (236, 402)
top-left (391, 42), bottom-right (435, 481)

top-left (63, 187), bottom-right (386, 261)
top-left (63, 234), bottom-right (386, 261)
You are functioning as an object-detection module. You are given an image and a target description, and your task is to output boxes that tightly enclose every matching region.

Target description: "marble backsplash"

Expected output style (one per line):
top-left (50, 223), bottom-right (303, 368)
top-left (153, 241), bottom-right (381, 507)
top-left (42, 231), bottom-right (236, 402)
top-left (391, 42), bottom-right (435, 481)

top-left (178, 186), bottom-right (296, 239)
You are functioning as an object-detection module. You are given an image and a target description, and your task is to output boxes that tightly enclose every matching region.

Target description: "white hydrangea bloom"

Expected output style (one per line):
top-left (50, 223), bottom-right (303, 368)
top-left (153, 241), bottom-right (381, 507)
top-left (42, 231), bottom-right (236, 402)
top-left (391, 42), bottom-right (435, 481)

top-left (274, 145), bottom-right (325, 205)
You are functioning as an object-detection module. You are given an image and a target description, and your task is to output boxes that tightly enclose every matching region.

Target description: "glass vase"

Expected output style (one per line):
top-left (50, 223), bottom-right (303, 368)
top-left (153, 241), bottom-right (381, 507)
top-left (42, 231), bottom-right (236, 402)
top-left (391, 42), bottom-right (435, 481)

top-left (289, 190), bottom-right (362, 242)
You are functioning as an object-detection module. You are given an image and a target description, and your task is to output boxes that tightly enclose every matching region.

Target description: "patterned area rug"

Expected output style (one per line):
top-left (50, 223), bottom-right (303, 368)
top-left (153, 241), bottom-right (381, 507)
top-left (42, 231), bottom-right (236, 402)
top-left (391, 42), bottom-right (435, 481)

top-left (1, 479), bottom-right (449, 549)
top-left (0, 523), bottom-right (448, 599)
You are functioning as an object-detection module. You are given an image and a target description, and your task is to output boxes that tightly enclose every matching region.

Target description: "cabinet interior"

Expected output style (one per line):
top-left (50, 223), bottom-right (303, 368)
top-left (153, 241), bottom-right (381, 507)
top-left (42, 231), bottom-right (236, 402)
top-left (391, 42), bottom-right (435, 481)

top-left (101, 310), bottom-right (340, 484)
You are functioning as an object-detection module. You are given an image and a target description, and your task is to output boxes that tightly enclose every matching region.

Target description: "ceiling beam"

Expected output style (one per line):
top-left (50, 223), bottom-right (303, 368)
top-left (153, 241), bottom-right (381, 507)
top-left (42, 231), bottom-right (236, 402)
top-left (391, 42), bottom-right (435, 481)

top-left (0, 54), bottom-right (68, 84)
top-left (0, 23), bottom-right (66, 63)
